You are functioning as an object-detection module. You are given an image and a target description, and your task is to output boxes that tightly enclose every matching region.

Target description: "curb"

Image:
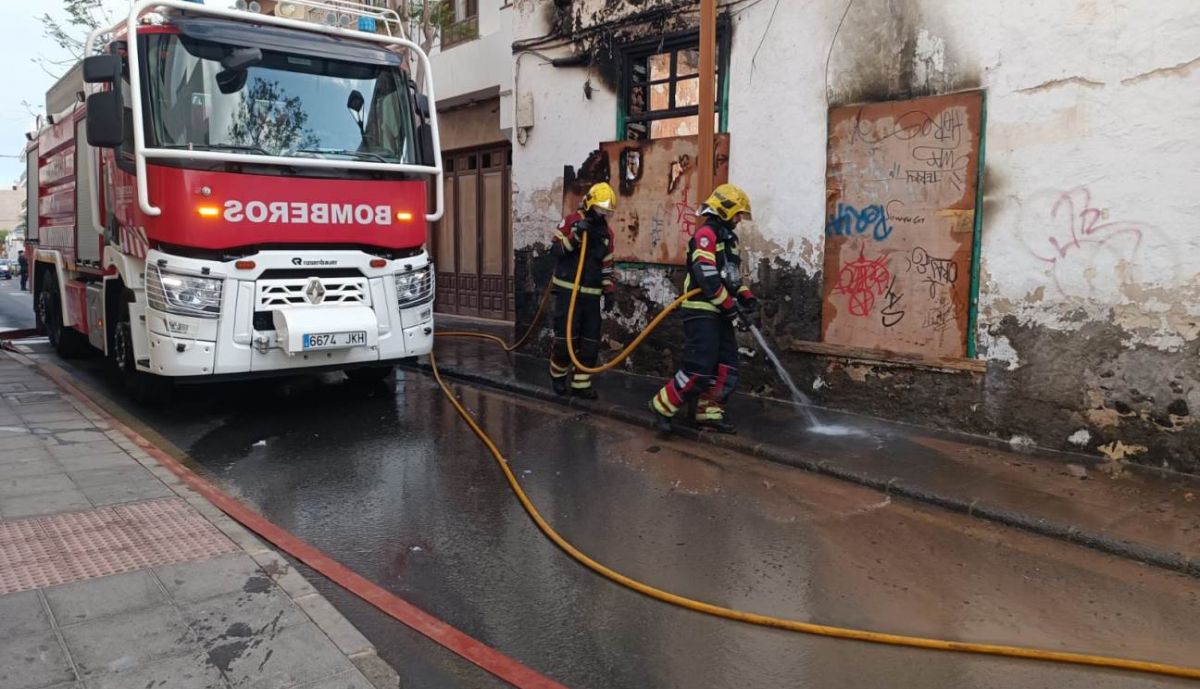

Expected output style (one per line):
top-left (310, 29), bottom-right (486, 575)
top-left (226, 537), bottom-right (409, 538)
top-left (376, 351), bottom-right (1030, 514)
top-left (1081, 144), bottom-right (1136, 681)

top-left (417, 360), bottom-right (1200, 580)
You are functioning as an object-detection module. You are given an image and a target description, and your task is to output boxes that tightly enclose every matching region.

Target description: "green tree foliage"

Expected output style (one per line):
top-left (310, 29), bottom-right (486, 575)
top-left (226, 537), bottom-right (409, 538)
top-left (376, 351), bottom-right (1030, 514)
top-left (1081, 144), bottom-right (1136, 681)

top-left (40, 0), bottom-right (111, 60)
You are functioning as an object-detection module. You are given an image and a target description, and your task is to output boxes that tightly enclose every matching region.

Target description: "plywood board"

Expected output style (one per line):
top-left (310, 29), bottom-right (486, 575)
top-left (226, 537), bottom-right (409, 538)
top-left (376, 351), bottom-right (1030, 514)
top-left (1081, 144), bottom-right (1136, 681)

top-left (562, 134), bottom-right (730, 265)
top-left (821, 91), bottom-right (983, 358)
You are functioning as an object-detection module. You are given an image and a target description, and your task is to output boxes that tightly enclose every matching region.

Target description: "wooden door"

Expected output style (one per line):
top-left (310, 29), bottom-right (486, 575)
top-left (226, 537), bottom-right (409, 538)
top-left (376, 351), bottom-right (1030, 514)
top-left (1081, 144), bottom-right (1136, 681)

top-left (432, 146), bottom-right (513, 320)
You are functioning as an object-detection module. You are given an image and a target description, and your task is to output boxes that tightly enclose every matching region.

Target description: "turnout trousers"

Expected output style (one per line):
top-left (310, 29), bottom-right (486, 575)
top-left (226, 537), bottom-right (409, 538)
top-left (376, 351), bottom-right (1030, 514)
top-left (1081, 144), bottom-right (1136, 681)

top-left (549, 289), bottom-right (602, 391)
top-left (651, 312), bottom-right (740, 422)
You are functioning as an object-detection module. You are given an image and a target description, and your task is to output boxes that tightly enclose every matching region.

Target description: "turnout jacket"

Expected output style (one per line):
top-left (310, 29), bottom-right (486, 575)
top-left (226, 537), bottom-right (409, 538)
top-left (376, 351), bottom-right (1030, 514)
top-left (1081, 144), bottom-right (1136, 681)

top-left (681, 218), bottom-right (754, 314)
top-left (551, 212), bottom-right (615, 295)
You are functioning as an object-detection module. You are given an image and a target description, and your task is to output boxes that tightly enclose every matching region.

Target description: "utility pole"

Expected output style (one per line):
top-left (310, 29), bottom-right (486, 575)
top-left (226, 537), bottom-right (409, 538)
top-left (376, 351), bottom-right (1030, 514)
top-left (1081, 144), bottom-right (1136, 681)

top-left (697, 0), bottom-right (717, 201)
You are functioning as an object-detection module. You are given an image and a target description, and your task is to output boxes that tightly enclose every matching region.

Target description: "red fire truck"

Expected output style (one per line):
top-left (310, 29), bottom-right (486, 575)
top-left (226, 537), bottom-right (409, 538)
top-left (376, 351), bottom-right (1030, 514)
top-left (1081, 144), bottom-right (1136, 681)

top-left (24, 0), bottom-right (443, 400)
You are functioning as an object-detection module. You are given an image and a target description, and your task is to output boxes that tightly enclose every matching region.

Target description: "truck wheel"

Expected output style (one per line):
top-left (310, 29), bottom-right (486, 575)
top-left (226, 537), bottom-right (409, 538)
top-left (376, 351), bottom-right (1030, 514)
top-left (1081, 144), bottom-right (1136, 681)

top-left (37, 274), bottom-right (91, 358)
top-left (345, 365), bottom-right (394, 385)
top-left (112, 300), bottom-right (172, 405)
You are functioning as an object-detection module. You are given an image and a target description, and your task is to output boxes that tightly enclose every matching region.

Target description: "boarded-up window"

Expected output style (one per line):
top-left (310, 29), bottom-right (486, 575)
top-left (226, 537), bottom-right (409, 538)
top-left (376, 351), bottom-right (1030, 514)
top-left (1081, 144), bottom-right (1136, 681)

top-left (562, 134), bottom-right (730, 266)
top-left (821, 91), bottom-right (984, 359)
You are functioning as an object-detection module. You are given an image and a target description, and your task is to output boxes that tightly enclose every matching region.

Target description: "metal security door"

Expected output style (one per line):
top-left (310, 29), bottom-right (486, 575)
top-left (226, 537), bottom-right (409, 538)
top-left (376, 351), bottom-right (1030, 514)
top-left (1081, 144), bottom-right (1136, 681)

top-left (433, 146), bottom-right (512, 320)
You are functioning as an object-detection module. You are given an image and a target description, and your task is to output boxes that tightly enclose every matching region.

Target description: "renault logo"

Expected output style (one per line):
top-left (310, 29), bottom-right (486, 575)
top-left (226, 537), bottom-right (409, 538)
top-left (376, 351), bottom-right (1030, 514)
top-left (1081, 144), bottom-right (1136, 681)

top-left (304, 279), bottom-right (326, 305)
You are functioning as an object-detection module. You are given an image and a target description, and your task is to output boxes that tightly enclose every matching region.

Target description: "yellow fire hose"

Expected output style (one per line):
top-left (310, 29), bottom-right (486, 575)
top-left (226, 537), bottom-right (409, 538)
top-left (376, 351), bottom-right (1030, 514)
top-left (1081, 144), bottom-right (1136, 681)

top-left (565, 233), bottom-right (701, 374)
top-left (435, 279), bottom-right (555, 352)
top-left (430, 235), bottom-right (1200, 681)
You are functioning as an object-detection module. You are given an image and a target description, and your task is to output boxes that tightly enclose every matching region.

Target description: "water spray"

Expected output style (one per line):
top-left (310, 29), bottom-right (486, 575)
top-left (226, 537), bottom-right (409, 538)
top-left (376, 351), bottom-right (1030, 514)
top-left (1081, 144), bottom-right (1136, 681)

top-left (748, 325), bottom-right (819, 427)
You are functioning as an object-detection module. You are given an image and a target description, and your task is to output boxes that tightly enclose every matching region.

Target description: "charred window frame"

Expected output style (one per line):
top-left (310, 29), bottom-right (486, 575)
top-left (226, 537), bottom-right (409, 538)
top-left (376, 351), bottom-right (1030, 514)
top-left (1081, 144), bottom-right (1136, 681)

top-left (619, 24), bottom-right (730, 141)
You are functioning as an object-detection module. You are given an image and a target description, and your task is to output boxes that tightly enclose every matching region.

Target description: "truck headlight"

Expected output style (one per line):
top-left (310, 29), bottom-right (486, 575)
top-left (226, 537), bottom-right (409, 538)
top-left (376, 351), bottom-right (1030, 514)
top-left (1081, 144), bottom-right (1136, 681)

top-left (146, 266), bottom-right (223, 319)
top-left (395, 265), bottom-right (434, 309)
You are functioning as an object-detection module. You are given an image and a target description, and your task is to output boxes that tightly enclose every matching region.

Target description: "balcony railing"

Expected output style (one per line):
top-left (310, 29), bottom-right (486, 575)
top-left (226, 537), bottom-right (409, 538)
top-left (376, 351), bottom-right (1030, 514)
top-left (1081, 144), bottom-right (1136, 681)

top-left (441, 14), bottom-right (478, 49)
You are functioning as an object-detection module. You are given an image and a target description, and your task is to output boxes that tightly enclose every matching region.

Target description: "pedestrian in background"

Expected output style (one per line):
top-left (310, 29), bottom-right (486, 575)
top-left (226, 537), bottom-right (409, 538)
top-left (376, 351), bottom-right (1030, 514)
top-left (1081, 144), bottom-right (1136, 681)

top-left (17, 251), bottom-right (27, 291)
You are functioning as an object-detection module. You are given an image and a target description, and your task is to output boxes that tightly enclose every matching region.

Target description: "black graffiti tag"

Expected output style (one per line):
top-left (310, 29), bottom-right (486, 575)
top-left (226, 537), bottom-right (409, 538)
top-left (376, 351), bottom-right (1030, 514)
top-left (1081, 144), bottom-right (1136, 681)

top-left (907, 247), bottom-right (958, 298)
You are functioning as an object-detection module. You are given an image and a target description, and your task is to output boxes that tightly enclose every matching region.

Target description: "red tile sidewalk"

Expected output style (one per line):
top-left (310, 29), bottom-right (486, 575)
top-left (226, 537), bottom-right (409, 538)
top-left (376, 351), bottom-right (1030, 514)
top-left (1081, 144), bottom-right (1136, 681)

top-left (0, 497), bottom-right (238, 595)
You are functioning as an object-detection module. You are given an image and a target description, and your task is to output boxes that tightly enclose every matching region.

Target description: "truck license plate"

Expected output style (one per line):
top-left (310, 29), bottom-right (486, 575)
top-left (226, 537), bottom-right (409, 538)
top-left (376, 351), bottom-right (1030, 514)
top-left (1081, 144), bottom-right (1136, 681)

top-left (302, 331), bottom-right (367, 350)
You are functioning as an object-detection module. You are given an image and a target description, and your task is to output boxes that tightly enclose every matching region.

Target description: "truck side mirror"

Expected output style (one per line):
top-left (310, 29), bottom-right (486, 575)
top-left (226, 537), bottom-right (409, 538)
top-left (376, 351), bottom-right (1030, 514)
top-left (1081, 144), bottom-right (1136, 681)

top-left (86, 91), bottom-right (125, 148)
top-left (216, 47), bottom-right (262, 94)
top-left (83, 55), bottom-right (121, 84)
top-left (416, 122), bottom-right (435, 166)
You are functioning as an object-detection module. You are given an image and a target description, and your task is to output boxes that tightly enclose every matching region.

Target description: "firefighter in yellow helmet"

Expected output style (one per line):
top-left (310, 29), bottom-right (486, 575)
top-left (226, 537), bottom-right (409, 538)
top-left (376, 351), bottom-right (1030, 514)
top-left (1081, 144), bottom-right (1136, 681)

top-left (548, 182), bottom-right (618, 398)
top-left (650, 184), bottom-right (758, 433)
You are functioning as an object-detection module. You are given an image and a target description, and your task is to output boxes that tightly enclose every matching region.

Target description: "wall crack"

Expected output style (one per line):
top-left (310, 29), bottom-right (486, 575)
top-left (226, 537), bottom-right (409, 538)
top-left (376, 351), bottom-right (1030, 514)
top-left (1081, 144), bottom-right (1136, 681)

top-left (1015, 76), bottom-right (1105, 94)
top-left (1120, 55), bottom-right (1200, 86)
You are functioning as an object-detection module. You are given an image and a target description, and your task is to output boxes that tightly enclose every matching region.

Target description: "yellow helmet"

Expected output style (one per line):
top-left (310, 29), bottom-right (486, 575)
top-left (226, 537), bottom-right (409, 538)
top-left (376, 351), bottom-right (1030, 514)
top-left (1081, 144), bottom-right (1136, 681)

top-left (700, 183), bottom-right (752, 223)
top-left (582, 182), bottom-right (617, 214)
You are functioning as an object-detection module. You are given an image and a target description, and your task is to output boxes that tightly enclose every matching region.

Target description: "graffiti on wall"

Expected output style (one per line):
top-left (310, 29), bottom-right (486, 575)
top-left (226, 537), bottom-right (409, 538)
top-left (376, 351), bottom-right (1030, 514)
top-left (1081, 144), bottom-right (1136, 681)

top-left (1016, 186), bottom-right (1150, 300)
top-left (821, 91), bottom-right (983, 358)
top-left (563, 135), bottom-right (731, 265)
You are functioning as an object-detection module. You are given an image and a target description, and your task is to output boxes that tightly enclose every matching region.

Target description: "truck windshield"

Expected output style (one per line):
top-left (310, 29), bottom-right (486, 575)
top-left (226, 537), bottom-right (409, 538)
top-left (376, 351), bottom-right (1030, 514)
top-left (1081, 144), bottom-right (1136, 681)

top-left (141, 33), bottom-right (417, 165)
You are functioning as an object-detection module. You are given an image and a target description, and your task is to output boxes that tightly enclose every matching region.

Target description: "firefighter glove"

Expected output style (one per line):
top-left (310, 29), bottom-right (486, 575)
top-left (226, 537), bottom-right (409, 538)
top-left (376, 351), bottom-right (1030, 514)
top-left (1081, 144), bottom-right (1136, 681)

top-left (735, 305), bottom-right (756, 332)
top-left (724, 307), bottom-right (745, 331)
top-left (603, 293), bottom-right (615, 313)
top-left (572, 218), bottom-right (592, 241)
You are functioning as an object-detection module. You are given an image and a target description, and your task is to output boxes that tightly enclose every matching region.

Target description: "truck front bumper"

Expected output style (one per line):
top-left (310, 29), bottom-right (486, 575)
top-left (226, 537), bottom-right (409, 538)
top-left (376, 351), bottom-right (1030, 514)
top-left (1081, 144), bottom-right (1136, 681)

top-left (140, 250), bottom-right (434, 378)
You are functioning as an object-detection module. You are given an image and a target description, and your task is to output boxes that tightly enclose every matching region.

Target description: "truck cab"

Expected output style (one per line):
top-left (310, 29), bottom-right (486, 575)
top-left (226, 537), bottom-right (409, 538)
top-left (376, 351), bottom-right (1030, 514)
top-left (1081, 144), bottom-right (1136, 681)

top-left (26, 0), bottom-right (443, 400)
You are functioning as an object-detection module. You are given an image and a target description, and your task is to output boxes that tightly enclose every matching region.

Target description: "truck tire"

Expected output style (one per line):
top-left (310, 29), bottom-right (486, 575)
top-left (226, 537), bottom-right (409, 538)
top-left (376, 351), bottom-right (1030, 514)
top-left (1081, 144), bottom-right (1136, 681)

top-left (37, 272), bottom-right (91, 358)
top-left (112, 298), bottom-right (172, 405)
top-left (345, 365), bottom-right (394, 385)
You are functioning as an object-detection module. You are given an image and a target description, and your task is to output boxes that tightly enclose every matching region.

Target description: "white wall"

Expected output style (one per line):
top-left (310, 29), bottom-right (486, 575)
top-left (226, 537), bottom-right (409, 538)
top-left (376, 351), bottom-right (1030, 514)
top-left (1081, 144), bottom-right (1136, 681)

top-left (510, 1), bottom-right (619, 251)
top-left (429, 1), bottom-right (515, 116)
top-left (920, 1), bottom-right (1200, 356)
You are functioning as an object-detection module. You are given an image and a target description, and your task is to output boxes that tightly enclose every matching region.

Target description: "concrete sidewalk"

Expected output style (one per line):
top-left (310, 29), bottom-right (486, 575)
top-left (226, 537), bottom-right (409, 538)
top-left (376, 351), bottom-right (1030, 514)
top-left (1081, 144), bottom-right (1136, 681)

top-left (0, 356), bottom-right (399, 689)
top-left (427, 323), bottom-right (1200, 576)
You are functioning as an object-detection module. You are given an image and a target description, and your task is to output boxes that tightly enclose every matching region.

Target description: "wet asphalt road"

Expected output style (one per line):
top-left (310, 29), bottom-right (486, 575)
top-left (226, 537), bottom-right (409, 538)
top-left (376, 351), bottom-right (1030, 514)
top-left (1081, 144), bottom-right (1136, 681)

top-left (0, 277), bottom-right (32, 332)
top-left (16, 317), bottom-right (1200, 688)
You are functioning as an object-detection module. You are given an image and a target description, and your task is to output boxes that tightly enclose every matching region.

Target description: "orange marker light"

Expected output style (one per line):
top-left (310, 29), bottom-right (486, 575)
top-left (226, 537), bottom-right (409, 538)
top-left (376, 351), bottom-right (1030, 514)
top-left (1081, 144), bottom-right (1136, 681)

top-left (396, 211), bottom-right (414, 222)
top-left (235, 261), bottom-right (256, 270)
top-left (369, 259), bottom-right (387, 268)
top-left (197, 205), bottom-right (221, 219)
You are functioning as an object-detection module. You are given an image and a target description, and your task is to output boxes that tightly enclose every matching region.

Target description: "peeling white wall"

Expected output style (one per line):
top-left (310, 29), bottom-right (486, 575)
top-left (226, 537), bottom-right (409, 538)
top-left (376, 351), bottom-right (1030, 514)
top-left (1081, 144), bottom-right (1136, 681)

top-left (511, 0), bottom-right (1200, 357)
top-left (511, 1), bottom-right (619, 252)
top-left (947, 1), bottom-right (1200, 355)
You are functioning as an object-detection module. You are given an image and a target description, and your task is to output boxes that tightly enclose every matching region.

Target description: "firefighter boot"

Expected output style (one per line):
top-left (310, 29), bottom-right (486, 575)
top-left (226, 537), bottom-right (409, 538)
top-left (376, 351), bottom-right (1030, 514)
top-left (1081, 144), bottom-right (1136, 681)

top-left (551, 374), bottom-right (570, 397)
top-left (694, 399), bottom-right (737, 434)
top-left (550, 358), bottom-right (571, 397)
top-left (571, 374), bottom-right (598, 400)
top-left (649, 401), bottom-right (674, 434)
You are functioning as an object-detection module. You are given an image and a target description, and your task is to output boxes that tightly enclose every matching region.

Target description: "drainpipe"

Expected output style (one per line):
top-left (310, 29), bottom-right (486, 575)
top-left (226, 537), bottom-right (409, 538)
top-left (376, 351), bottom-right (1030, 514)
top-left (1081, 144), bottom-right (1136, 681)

top-left (697, 0), bottom-right (717, 199)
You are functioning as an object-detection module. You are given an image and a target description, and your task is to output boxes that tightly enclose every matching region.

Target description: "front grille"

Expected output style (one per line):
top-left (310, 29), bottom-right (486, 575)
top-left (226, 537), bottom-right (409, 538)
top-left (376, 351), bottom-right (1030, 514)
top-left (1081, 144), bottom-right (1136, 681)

top-left (255, 277), bottom-right (370, 310)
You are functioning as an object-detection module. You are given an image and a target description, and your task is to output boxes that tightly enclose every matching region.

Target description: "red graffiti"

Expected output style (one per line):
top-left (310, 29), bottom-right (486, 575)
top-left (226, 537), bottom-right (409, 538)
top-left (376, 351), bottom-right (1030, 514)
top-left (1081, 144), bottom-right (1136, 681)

top-left (834, 251), bottom-right (892, 317)
top-left (673, 182), bottom-right (700, 237)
